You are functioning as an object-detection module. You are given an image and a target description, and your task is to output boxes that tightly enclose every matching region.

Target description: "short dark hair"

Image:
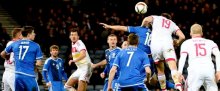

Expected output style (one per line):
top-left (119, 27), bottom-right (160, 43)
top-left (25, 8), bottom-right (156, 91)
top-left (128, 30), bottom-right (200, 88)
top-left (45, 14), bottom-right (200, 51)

top-left (161, 13), bottom-right (171, 19)
top-left (22, 26), bottom-right (34, 37)
top-left (12, 28), bottom-right (22, 38)
top-left (108, 34), bottom-right (117, 39)
top-left (128, 33), bottom-right (138, 45)
top-left (50, 45), bottom-right (59, 51)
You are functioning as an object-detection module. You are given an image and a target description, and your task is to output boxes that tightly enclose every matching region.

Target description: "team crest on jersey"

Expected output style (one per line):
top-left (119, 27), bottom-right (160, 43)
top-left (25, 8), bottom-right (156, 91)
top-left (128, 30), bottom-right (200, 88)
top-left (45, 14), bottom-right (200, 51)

top-left (167, 48), bottom-right (174, 52)
top-left (112, 53), bottom-right (116, 58)
top-left (72, 47), bottom-right (77, 52)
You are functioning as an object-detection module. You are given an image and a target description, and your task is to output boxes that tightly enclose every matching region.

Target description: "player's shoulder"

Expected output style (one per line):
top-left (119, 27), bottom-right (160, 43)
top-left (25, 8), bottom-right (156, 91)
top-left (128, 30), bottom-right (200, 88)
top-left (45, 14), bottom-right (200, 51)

top-left (204, 38), bottom-right (216, 45)
top-left (44, 57), bottom-right (52, 64)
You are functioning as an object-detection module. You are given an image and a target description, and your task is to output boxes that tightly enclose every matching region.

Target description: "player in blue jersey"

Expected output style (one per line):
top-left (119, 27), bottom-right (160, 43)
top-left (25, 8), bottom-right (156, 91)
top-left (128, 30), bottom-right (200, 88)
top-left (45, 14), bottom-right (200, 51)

top-left (42, 45), bottom-right (68, 91)
top-left (92, 34), bottom-right (121, 91)
top-left (108, 33), bottom-right (151, 91)
top-left (100, 23), bottom-right (175, 90)
top-left (1, 26), bottom-right (43, 91)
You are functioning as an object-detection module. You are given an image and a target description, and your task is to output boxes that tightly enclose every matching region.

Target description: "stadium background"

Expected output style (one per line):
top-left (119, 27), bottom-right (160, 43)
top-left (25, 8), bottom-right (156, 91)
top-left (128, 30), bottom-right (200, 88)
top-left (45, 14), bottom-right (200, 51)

top-left (0, 0), bottom-right (219, 90)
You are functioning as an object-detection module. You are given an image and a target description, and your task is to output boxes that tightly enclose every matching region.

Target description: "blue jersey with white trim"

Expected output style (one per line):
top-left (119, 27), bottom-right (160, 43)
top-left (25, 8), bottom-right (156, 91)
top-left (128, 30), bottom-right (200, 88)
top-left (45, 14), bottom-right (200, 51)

top-left (42, 57), bottom-right (67, 82)
top-left (5, 39), bottom-right (43, 77)
top-left (104, 47), bottom-right (121, 79)
top-left (128, 26), bottom-right (151, 54)
top-left (113, 46), bottom-right (150, 87)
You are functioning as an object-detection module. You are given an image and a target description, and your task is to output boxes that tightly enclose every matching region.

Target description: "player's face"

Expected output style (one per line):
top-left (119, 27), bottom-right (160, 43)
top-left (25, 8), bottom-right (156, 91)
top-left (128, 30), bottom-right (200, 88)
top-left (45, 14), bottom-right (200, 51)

top-left (69, 32), bottom-right (79, 43)
top-left (17, 32), bottom-right (23, 39)
top-left (29, 31), bottom-right (36, 40)
top-left (50, 49), bottom-right (59, 57)
top-left (121, 41), bottom-right (128, 49)
top-left (107, 36), bottom-right (117, 47)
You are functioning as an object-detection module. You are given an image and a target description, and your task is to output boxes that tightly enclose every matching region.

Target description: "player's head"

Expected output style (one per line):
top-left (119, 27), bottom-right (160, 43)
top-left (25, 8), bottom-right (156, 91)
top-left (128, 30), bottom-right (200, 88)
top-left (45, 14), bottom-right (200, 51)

top-left (12, 28), bottom-right (23, 39)
top-left (190, 23), bottom-right (203, 37)
top-left (22, 26), bottom-right (35, 40)
top-left (107, 34), bottom-right (117, 48)
top-left (50, 45), bottom-right (59, 57)
top-left (69, 29), bottom-right (79, 43)
top-left (161, 13), bottom-right (171, 19)
top-left (121, 41), bottom-right (128, 49)
top-left (127, 33), bottom-right (139, 46)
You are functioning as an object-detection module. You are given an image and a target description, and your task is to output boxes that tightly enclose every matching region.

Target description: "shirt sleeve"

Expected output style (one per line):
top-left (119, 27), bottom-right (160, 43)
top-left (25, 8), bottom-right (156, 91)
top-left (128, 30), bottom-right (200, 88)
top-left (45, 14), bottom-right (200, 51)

top-left (36, 44), bottom-right (43, 60)
top-left (178, 41), bottom-right (188, 74)
top-left (42, 59), bottom-right (50, 83)
top-left (61, 60), bottom-right (68, 81)
top-left (77, 40), bottom-right (87, 52)
top-left (113, 52), bottom-right (121, 68)
top-left (4, 43), bottom-right (13, 54)
top-left (142, 52), bottom-right (150, 68)
top-left (128, 26), bottom-right (137, 33)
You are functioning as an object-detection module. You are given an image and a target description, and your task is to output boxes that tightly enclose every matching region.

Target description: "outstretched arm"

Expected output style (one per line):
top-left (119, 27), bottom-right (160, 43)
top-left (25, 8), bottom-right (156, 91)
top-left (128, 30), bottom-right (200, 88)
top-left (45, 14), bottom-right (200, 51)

top-left (99, 23), bottom-right (128, 31)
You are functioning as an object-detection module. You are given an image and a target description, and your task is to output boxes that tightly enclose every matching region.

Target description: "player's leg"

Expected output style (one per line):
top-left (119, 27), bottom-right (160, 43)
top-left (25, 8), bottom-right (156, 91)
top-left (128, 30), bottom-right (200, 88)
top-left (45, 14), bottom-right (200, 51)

top-left (77, 64), bottom-right (92, 91)
top-left (155, 61), bottom-right (167, 91)
top-left (22, 75), bottom-right (39, 91)
top-left (15, 74), bottom-right (25, 91)
top-left (204, 69), bottom-right (218, 91)
top-left (2, 71), bottom-right (12, 91)
top-left (163, 46), bottom-right (182, 90)
top-left (187, 68), bottom-right (203, 91)
top-left (64, 70), bottom-right (79, 91)
top-left (7, 72), bottom-right (15, 91)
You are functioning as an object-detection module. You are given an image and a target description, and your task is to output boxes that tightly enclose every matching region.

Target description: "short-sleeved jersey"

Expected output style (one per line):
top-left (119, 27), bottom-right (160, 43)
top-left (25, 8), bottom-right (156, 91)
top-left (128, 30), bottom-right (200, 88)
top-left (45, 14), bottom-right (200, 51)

top-left (42, 57), bottom-right (67, 82)
top-left (104, 47), bottom-right (121, 78)
top-left (4, 40), bottom-right (16, 72)
top-left (113, 46), bottom-right (150, 87)
top-left (4, 39), bottom-right (43, 77)
top-left (151, 15), bottom-right (180, 44)
top-left (128, 26), bottom-right (151, 54)
top-left (180, 37), bottom-right (218, 68)
top-left (72, 40), bottom-right (91, 67)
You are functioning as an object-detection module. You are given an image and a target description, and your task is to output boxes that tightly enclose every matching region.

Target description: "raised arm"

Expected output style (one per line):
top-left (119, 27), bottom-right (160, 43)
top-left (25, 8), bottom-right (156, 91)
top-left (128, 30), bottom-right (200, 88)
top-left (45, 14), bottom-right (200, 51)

top-left (99, 23), bottom-right (128, 32)
top-left (141, 16), bottom-right (153, 27)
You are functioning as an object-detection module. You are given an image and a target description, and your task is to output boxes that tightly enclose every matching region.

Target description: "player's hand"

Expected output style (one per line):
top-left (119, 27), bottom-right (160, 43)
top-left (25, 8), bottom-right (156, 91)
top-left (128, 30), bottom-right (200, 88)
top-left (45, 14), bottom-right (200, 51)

top-left (215, 71), bottom-right (220, 82)
top-left (91, 63), bottom-right (97, 69)
top-left (107, 87), bottom-right (113, 91)
top-left (68, 60), bottom-right (73, 65)
top-left (99, 23), bottom-right (110, 29)
top-left (46, 82), bottom-right (51, 87)
top-left (173, 39), bottom-right (180, 48)
top-left (100, 72), bottom-right (105, 79)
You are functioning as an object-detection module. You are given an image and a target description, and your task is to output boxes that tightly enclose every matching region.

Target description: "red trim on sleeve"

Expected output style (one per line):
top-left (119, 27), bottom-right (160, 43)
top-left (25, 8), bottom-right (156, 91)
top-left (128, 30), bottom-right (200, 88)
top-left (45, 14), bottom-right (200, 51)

top-left (80, 49), bottom-right (87, 52)
top-left (165, 58), bottom-right (176, 62)
top-left (212, 46), bottom-right (218, 50)
top-left (174, 29), bottom-right (180, 34)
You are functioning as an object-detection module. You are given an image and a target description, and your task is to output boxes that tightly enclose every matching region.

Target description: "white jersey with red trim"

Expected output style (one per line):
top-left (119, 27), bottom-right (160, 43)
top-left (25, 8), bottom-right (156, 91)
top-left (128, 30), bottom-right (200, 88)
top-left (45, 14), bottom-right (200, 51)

top-left (72, 40), bottom-right (91, 67)
top-left (180, 37), bottom-right (217, 68)
top-left (4, 40), bottom-right (15, 72)
top-left (151, 15), bottom-right (180, 44)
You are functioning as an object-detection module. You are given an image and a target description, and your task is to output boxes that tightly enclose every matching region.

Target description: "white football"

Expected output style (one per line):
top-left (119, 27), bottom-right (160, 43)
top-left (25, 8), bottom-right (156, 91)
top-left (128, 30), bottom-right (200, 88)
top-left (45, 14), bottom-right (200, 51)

top-left (135, 2), bottom-right (148, 14)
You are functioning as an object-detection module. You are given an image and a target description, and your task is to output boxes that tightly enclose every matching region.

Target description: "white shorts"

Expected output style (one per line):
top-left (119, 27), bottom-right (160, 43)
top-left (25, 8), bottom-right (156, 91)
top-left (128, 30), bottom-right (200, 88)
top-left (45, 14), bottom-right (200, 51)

top-left (187, 67), bottom-right (217, 91)
top-left (150, 41), bottom-right (176, 62)
top-left (2, 70), bottom-right (15, 91)
top-left (70, 63), bottom-right (92, 82)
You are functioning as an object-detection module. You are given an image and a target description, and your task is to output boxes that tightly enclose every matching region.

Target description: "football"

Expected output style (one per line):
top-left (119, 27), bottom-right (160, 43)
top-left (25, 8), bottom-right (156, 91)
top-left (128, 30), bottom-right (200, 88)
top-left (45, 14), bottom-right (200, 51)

top-left (135, 2), bottom-right (148, 14)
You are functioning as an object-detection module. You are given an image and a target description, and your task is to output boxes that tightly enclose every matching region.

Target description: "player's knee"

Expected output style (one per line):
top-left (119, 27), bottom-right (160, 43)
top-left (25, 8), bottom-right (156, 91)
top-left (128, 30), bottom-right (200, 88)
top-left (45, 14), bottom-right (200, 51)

top-left (64, 85), bottom-right (76, 91)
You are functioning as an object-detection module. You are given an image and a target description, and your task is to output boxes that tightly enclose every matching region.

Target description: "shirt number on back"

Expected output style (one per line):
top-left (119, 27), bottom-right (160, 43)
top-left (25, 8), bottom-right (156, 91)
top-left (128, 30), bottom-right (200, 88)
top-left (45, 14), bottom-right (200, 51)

top-left (126, 52), bottom-right (134, 67)
top-left (144, 32), bottom-right (151, 46)
top-left (194, 43), bottom-right (206, 56)
top-left (18, 45), bottom-right (29, 60)
top-left (162, 18), bottom-right (171, 29)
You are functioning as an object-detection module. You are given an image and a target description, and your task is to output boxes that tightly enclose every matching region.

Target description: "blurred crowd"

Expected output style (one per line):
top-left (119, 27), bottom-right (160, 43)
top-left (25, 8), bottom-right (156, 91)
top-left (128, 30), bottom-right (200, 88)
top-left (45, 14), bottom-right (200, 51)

top-left (0, 0), bottom-right (219, 86)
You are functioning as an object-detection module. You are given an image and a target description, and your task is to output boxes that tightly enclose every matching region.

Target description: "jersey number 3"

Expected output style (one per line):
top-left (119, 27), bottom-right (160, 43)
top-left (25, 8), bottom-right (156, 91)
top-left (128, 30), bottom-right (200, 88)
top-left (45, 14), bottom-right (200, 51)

top-left (195, 43), bottom-right (206, 56)
top-left (19, 45), bottom-right (29, 60)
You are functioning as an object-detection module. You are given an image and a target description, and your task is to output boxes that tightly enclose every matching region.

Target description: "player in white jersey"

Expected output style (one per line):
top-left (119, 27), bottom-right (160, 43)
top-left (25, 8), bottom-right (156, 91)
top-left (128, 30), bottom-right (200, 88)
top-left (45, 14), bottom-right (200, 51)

top-left (141, 13), bottom-right (185, 91)
top-left (64, 29), bottom-right (92, 91)
top-left (178, 24), bottom-right (220, 91)
top-left (2, 28), bottom-right (22, 91)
